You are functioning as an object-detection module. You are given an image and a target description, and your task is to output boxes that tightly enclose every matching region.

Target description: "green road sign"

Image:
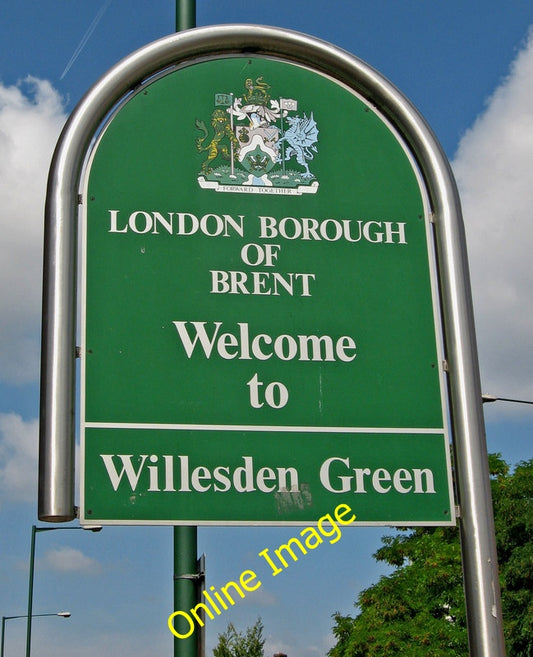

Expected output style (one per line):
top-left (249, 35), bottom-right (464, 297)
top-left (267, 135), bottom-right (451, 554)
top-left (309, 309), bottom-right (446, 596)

top-left (81, 55), bottom-right (454, 525)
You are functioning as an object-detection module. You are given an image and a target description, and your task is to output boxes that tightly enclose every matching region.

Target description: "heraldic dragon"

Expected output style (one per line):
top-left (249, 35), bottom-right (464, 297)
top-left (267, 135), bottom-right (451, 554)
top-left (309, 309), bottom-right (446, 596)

top-left (278, 113), bottom-right (319, 179)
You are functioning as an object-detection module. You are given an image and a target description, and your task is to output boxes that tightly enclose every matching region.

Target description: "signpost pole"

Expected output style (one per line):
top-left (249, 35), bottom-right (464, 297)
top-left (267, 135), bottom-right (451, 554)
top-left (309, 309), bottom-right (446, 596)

top-left (173, 526), bottom-right (198, 657)
top-left (176, 0), bottom-right (196, 32)
top-left (173, 6), bottom-right (198, 657)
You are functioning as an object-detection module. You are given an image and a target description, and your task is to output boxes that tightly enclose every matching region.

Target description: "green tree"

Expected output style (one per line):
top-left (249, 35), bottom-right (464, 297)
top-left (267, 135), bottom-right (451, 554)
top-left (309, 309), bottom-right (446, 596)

top-left (329, 456), bottom-right (533, 656)
top-left (213, 618), bottom-right (265, 657)
top-left (493, 457), bottom-right (533, 655)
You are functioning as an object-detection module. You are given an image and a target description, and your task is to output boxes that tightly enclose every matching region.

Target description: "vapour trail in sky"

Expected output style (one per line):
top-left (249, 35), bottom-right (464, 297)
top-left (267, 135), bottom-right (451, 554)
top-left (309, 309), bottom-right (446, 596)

top-left (60, 0), bottom-right (112, 80)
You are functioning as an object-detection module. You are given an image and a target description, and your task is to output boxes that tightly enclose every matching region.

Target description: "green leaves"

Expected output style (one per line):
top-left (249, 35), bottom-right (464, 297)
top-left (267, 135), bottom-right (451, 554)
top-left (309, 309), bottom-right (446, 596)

top-left (213, 618), bottom-right (265, 657)
top-left (492, 458), bottom-right (533, 655)
top-left (330, 455), bottom-right (533, 657)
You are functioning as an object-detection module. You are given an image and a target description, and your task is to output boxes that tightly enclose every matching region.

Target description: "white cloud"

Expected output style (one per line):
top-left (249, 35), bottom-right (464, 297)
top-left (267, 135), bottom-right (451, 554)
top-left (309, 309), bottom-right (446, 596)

top-left (452, 27), bottom-right (533, 409)
top-left (242, 586), bottom-right (277, 607)
top-left (0, 410), bottom-right (80, 509)
top-left (42, 545), bottom-right (102, 575)
top-left (0, 77), bottom-right (67, 384)
top-left (0, 412), bottom-right (38, 504)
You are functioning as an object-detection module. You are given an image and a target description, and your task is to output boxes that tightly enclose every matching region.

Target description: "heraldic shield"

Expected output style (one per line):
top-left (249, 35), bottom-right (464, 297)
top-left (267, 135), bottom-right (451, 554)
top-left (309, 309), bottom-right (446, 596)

top-left (196, 75), bottom-right (319, 195)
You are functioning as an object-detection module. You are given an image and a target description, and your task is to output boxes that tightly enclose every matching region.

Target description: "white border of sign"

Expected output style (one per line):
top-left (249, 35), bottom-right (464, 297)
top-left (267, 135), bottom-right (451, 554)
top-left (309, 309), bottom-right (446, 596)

top-left (38, 25), bottom-right (504, 654)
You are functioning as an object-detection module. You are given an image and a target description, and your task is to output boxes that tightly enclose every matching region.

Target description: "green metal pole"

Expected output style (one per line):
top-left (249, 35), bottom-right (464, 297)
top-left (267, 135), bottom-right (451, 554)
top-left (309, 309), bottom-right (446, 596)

top-left (173, 527), bottom-right (198, 657)
top-left (1, 617), bottom-right (6, 657)
top-left (176, 0), bottom-right (196, 32)
top-left (173, 5), bottom-right (198, 656)
top-left (25, 525), bottom-right (36, 657)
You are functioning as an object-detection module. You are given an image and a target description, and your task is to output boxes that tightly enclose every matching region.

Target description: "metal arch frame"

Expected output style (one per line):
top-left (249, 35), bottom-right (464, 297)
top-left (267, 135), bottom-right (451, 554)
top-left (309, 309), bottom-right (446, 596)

top-left (39, 24), bottom-right (504, 655)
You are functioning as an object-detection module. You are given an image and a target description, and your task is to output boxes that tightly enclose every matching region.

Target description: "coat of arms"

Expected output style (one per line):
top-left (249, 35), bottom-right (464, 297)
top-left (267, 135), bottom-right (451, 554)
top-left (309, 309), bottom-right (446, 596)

top-left (195, 76), bottom-right (319, 195)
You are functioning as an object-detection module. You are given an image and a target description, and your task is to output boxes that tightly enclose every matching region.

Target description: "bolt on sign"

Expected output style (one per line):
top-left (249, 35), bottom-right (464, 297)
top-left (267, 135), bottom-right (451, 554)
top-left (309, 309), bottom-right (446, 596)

top-left (80, 50), bottom-right (454, 525)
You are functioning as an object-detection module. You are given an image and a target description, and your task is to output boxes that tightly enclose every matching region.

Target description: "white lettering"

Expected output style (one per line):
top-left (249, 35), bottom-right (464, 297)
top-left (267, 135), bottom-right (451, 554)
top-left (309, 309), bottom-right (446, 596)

top-left (233, 456), bottom-right (256, 493)
top-left (108, 211), bottom-right (244, 237)
top-left (172, 321), bottom-right (222, 358)
top-left (100, 454), bottom-right (148, 491)
top-left (173, 321), bottom-right (356, 363)
top-left (320, 457), bottom-right (352, 493)
top-left (372, 468), bottom-right (392, 493)
top-left (258, 215), bottom-right (407, 244)
top-left (148, 454), bottom-right (160, 491)
top-left (319, 458), bottom-right (437, 495)
top-left (213, 466), bottom-right (231, 492)
top-left (209, 270), bottom-right (316, 297)
top-left (191, 466), bottom-right (211, 492)
top-left (413, 468), bottom-right (436, 493)
top-left (108, 210), bottom-right (128, 233)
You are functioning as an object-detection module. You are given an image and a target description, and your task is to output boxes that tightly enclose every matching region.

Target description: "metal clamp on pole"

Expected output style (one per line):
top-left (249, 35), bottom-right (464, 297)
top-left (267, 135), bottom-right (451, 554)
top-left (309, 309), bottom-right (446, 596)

top-left (173, 573), bottom-right (203, 581)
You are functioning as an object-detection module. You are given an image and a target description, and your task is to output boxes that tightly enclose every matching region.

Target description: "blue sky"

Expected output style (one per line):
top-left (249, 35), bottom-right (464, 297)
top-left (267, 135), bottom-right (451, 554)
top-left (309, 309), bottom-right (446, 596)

top-left (1, 2), bottom-right (533, 657)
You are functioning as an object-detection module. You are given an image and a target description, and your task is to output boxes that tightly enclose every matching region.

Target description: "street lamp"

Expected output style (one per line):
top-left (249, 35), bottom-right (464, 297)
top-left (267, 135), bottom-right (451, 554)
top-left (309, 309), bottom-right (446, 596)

top-left (482, 394), bottom-right (533, 405)
top-left (26, 525), bottom-right (101, 657)
top-left (2, 612), bottom-right (70, 657)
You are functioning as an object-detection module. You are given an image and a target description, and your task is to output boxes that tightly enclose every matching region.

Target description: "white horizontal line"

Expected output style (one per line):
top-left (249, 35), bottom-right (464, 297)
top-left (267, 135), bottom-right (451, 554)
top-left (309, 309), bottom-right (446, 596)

top-left (84, 422), bottom-right (444, 434)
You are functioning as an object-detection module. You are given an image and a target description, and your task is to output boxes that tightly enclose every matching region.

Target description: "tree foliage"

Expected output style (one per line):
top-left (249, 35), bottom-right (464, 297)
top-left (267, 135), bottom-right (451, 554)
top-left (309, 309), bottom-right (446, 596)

top-left (213, 618), bottom-right (265, 657)
top-left (329, 455), bottom-right (533, 656)
top-left (493, 457), bottom-right (533, 655)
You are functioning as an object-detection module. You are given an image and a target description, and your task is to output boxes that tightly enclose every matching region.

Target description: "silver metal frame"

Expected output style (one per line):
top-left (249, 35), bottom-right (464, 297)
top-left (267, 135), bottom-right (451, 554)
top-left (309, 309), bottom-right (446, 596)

top-left (39, 25), bottom-right (504, 654)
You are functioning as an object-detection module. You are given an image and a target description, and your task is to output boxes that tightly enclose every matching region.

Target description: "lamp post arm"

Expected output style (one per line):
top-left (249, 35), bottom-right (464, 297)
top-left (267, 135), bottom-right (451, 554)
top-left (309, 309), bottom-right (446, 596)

top-left (4, 611), bottom-right (70, 657)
